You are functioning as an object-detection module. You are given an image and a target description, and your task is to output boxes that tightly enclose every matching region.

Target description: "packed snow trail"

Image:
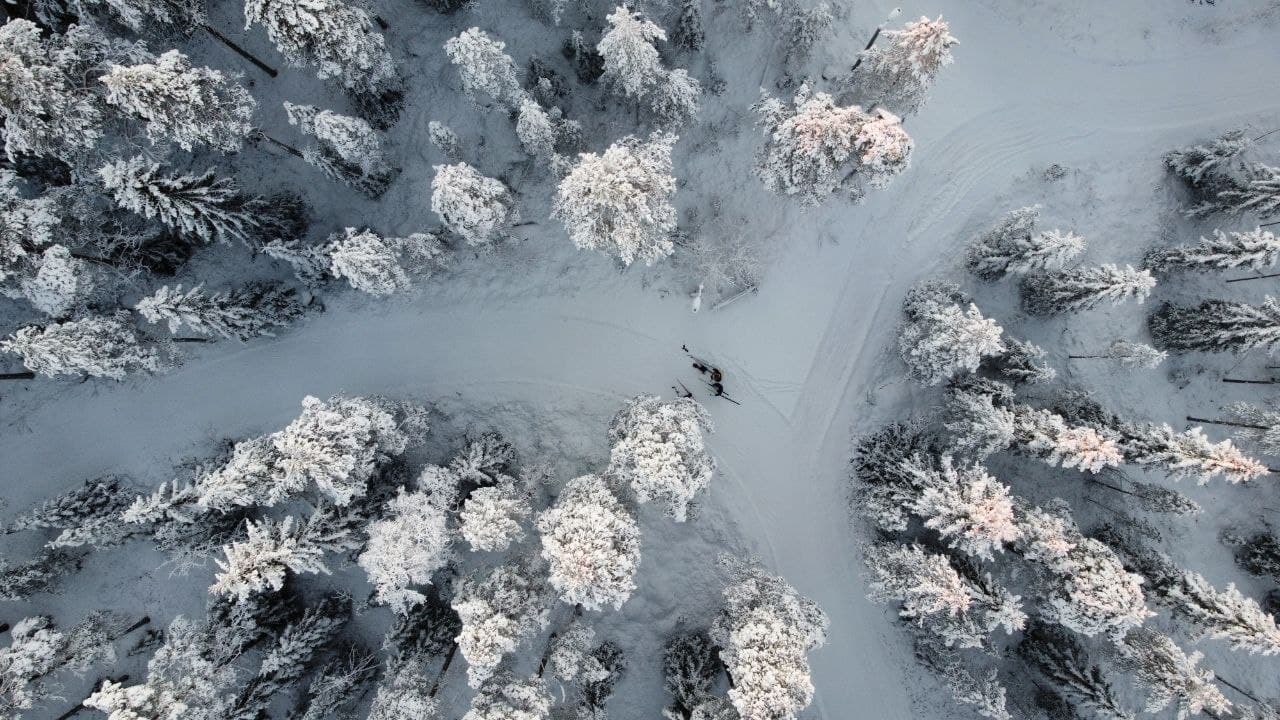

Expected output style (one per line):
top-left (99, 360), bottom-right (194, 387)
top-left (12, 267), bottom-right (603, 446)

top-left (6, 0), bottom-right (1280, 717)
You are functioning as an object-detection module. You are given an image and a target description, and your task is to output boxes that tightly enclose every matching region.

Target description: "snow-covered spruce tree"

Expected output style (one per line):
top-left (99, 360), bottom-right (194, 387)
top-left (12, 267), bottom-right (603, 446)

top-left (464, 673), bottom-right (551, 720)
top-left (536, 474), bottom-right (640, 611)
top-left (448, 433), bottom-right (516, 487)
top-left (606, 394), bottom-right (714, 522)
top-left (1019, 264), bottom-right (1156, 315)
top-left (285, 101), bottom-right (397, 198)
top-left (244, 0), bottom-right (394, 94)
top-left (1164, 130), bottom-right (1249, 191)
top-left (855, 15), bottom-right (959, 116)
top-left (428, 120), bottom-right (463, 162)
top-left (1164, 569), bottom-right (1280, 655)
top-left (516, 98), bottom-right (557, 160)
top-left (576, 640), bottom-right (626, 719)
top-left (661, 632), bottom-right (724, 720)
top-left (648, 68), bottom-right (701, 128)
top-left (1, 312), bottom-right (161, 379)
top-left (8, 475), bottom-right (137, 548)
top-left (1146, 228), bottom-right (1280, 274)
top-left (1149, 297), bottom-right (1280, 354)
top-left (19, 245), bottom-right (95, 318)
top-left (915, 640), bottom-right (1011, 720)
top-left (710, 564), bottom-right (828, 720)
top-left (964, 206), bottom-right (1085, 280)
top-left (1191, 163), bottom-right (1280, 219)
top-left (0, 548), bottom-right (82, 600)
top-left (227, 597), bottom-right (349, 720)
top-left (1014, 503), bottom-right (1154, 638)
top-left (1119, 422), bottom-right (1266, 484)
top-left (443, 28), bottom-right (522, 109)
top-left (99, 158), bottom-right (283, 247)
top-left (431, 163), bottom-right (517, 246)
top-left (100, 50), bottom-right (254, 152)
top-left (0, 612), bottom-right (126, 717)
top-left (753, 85), bottom-right (912, 205)
top-left (908, 458), bottom-right (1020, 561)
top-left (325, 227), bottom-right (447, 296)
top-left (942, 387), bottom-right (1016, 461)
top-left (210, 513), bottom-right (346, 601)
top-left (673, 0), bottom-right (704, 51)
top-left (367, 657), bottom-right (438, 720)
top-left (358, 480), bottom-right (457, 614)
top-left (0, 20), bottom-right (103, 161)
top-left (782, 2), bottom-right (833, 68)
top-left (553, 133), bottom-right (677, 266)
top-left (1117, 629), bottom-right (1231, 720)
top-left (983, 337), bottom-right (1056, 384)
top-left (460, 482), bottom-right (530, 552)
top-left (598, 6), bottom-right (667, 101)
top-left (290, 647), bottom-right (378, 720)
top-left (136, 283), bottom-right (307, 341)
top-left (1011, 404), bottom-right (1124, 473)
top-left (1069, 340), bottom-right (1167, 370)
top-left (898, 281), bottom-right (1004, 386)
top-left (1018, 623), bottom-right (1134, 720)
top-left (452, 559), bottom-right (550, 687)
top-left (1204, 400), bottom-right (1280, 455)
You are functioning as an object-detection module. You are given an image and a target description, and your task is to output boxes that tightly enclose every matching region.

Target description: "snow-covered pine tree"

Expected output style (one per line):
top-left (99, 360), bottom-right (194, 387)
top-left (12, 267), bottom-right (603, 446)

top-left (1146, 228), bottom-right (1280, 274)
top-left (228, 597), bottom-right (349, 719)
top-left (1011, 404), bottom-right (1125, 473)
top-left (210, 515), bottom-right (337, 601)
top-left (463, 673), bottom-right (551, 720)
top-left (648, 68), bottom-right (701, 128)
top-left (448, 433), bottom-right (516, 488)
top-left (1117, 629), bottom-right (1231, 720)
top-left (99, 157), bottom-right (285, 247)
top-left (325, 227), bottom-right (447, 295)
top-left (1, 312), bottom-right (161, 379)
top-left (597, 6), bottom-right (667, 101)
top-left (855, 15), bottom-right (959, 116)
top-left (19, 245), bottom-right (95, 318)
top-left (136, 283), bottom-right (307, 341)
top-left (943, 387), bottom-right (1016, 461)
top-left (358, 484), bottom-right (456, 614)
top-left (0, 548), bottom-right (82, 600)
top-left (983, 337), bottom-right (1056, 384)
top-left (452, 559), bottom-right (550, 687)
top-left (711, 564), bottom-right (828, 720)
top-left (1, 612), bottom-right (126, 717)
top-left (1069, 340), bottom-right (1167, 370)
top-left (783, 2), bottom-right (833, 68)
top-left (606, 394), bottom-right (714, 522)
top-left (289, 647), bottom-right (378, 720)
top-left (1207, 400), bottom-right (1280, 455)
top-left (1018, 623), bottom-right (1135, 720)
top-left (1120, 422), bottom-right (1266, 484)
top-left (285, 101), bottom-right (397, 198)
top-left (244, 0), bottom-right (395, 94)
top-left (431, 163), bottom-right (517, 246)
top-left (754, 86), bottom-right (912, 204)
top-left (1164, 130), bottom-right (1249, 191)
top-left (515, 98), bottom-right (558, 160)
top-left (898, 281), bottom-right (1005, 386)
top-left (443, 28), bottom-right (522, 109)
top-left (536, 474), bottom-right (640, 611)
top-left (459, 482), bottom-right (529, 552)
top-left (1166, 569), bottom-right (1280, 655)
top-left (367, 657), bottom-right (438, 720)
top-left (575, 640), bottom-right (626, 718)
top-left (915, 640), bottom-right (1011, 720)
top-left (553, 133), bottom-right (678, 266)
top-left (661, 632), bottom-right (724, 720)
top-left (672, 0), bottom-right (704, 51)
top-left (428, 121), bottom-right (463, 161)
top-left (965, 207), bottom-right (1085, 280)
top-left (908, 458), bottom-right (1021, 561)
top-left (1020, 264), bottom-right (1156, 315)
top-left (1192, 163), bottom-right (1280, 219)
top-left (0, 20), bottom-right (103, 162)
top-left (8, 475), bottom-right (137, 548)
top-left (100, 50), bottom-right (255, 152)
top-left (1150, 297), bottom-right (1280, 354)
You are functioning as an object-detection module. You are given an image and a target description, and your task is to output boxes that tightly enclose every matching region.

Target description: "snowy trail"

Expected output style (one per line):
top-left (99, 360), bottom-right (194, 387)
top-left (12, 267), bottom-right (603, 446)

top-left (7, 2), bottom-right (1280, 717)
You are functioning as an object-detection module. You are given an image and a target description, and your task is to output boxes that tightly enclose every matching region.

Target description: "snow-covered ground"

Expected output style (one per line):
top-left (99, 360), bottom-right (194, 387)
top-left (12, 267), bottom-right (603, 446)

top-left (6, 0), bottom-right (1280, 717)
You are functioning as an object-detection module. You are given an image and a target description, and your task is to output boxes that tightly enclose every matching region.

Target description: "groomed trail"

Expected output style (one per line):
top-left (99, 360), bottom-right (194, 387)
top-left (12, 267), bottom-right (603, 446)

top-left (5, 1), bottom-right (1280, 717)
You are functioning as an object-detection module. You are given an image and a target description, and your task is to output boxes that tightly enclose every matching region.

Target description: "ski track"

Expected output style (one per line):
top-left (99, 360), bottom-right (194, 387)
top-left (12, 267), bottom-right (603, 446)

top-left (4, 3), bottom-right (1280, 719)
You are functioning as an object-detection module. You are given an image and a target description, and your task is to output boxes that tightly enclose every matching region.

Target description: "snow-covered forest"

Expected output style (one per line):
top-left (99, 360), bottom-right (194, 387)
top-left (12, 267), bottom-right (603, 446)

top-left (3, 0), bottom-right (1280, 717)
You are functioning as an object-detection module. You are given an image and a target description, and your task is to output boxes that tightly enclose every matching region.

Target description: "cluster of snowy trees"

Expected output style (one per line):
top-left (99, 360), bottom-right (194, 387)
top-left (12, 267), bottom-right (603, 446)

top-left (0, 390), bottom-right (829, 720)
top-left (872, 174), bottom-right (1280, 716)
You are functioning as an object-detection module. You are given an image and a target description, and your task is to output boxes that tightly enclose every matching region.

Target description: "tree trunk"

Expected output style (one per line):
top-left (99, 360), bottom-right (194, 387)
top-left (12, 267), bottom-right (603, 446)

top-left (0, 372), bottom-right (35, 380)
top-left (1067, 355), bottom-right (1105, 359)
top-left (201, 24), bottom-right (279, 78)
top-left (428, 642), bottom-right (457, 697)
top-left (1085, 477), bottom-right (1139, 498)
top-left (1226, 271), bottom-right (1280, 283)
top-left (1186, 416), bottom-right (1269, 431)
top-left (849, 27), bottom-right (883, 72)
top-left (1223, 377), bottom-right (1277, 385)
top-left (258, 133), bottom-right (305, 159)
top-left (171, 337), bottom-right (213, 344)
top-left (1216, 675), bottom-right (1260, 702)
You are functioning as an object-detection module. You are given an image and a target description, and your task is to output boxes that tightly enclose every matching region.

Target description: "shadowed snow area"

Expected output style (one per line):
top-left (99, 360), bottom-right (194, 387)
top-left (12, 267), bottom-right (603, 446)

top-left (5, 0), bottom-right (1280, 717)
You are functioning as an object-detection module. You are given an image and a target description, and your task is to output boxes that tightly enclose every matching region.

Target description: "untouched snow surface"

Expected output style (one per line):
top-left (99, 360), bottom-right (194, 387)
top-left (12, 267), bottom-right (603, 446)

top-left (5, 0), bottom-right (1280, 717)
